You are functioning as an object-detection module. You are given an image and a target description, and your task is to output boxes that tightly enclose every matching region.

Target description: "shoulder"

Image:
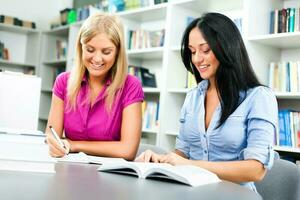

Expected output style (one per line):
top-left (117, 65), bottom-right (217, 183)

top-left (55, 71), bottom-right (70, 83)
top-left (123, 74), bottom-right (143, 89)
top-left (246, 86), bottom-right (276, 102)
top-left (245, 86), bottom-right (278, 121)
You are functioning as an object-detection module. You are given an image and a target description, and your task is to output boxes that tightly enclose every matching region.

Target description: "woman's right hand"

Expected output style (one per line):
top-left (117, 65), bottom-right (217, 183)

top-left (46, 133), bottom-right (70, 158)
top-left (135, 149), bottom-right (163, 163)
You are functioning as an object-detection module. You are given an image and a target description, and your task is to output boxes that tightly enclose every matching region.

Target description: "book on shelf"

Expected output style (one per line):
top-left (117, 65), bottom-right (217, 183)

top-left (277, 110), bottom-right (300, 148)
top-left (269, 7), bottom-right (300, 34)
top-left (142, 101), bottom-right (159, 130)
top-left (128, 65), bottom-right (157, 88)
top-left (56, 39), bottom-right (68, 60)
top-left (98, 162), bottom-right (221, 187)
top-left (127, 29), bottom-right (165, 49)
top-left (268, 61), bottom-right (300, 93)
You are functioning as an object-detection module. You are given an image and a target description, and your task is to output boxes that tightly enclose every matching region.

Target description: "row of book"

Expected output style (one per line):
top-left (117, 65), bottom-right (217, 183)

top-left (127, 29), bottom-right (165, 50)
top-left (53, 0), bottom-right (168, 28)
top-left (268, 61), bottom-right (300, 93)
top-left (142, 101), bottom-right (159, 131)
top-left (128, 65), bottom-right (157, 88)
top-left (0, 41), bottom-right (9, 60)
top-left (126, 0), bottom-right (168, 10)
top-left (56, 40), bottom-right (68, 60)
top-left (277, 110), bottom-right (300, 148)
top-left (270, 7), bottom-right (300, 34)
top-left (0, 15), bottom-right (36, 29)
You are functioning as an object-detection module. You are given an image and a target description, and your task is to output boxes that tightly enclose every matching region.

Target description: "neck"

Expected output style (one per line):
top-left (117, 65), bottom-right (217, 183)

top-left (207, 78), bottom-right (216, 92)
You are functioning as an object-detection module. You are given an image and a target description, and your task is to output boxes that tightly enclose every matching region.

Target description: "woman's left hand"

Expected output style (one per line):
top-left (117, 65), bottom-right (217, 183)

top-left (159, 152), bottom-right (191, 165)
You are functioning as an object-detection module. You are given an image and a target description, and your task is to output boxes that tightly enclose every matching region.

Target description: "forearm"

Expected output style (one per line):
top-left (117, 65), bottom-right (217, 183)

top-left (190, 159), bottom-right (266, 183)
top-left (69, 140), bottom-right (139, 161)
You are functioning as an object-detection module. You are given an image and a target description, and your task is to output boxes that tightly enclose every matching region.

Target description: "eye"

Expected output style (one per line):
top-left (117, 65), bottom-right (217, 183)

top-left (190, 51), bottom-right (196, 55)
top-left (86, 47), bottom-right (94, 53)
top-left (103, 50), bottom-right (112, 55)
top-left (203, 49), bottom-right (211, 54)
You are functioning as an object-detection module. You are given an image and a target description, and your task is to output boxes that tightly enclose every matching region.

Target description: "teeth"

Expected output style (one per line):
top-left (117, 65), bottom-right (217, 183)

top-left (92, 63), bottom-right (103, 68)
top-left (199, 65), bottom-right (208, 69)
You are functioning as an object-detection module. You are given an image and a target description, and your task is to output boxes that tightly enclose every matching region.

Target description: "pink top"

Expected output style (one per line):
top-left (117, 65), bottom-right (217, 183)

top-left (53, 72), bottom-right (144, 141)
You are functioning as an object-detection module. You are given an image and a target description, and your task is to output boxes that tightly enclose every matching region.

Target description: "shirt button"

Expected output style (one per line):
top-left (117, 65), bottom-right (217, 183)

top-left (204, 150), bottom-right (207, 154)
top-left (203, 134), bottom-right (207, 138)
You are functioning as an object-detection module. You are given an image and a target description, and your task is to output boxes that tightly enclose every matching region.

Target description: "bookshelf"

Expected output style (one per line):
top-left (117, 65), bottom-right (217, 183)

top-left (38, 26), bottom-right (69, 131)
top-left (246, 0), bottom-right (300, 159)
top-left (36, 0), bottom-right (300, 158)
top-left (0, 23), bottom-right (41, 74)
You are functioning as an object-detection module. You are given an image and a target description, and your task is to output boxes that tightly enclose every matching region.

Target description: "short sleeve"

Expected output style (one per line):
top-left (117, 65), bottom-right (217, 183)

top-left (122, 75), bottom-right (144, 108)
top-left (239, 87), bottom-right (278, 170)
top-left (175, 92), bottom-right (191, 158)
top-left (52, 72), bottom-right (69, 101)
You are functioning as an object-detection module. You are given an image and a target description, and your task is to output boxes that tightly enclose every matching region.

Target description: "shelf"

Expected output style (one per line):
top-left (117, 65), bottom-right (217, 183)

top-left (274, 146), bottom-right (300, 154)
top-left (0, 23), bottom-right (39, 34)
top-left (142, 128), bottom-right (158, 134)
top-left (164, 131), bottom-right (178, 136)
top-left (0, 59), bottom-right (36, 68)
top-left (43, 59), bottom-right (67, 65)
top-left (143, 87), bottom-right (160, 93)
top-left (41, 88), bottom-right (52, 93)
top-left (39, 116), bottom-right (48, 121)
top-left (168, 88), bottom-right (191, 94)
top-left (171, 45), bottom-right (181, 51)
top-left (248, 32), bottom-right (300, 49)
top-left (45, 25), bottom-right (69, 37)
top-left (118, 3), bottom-right (167, 22)
top-left (127, 47), bottom-right (164, 59)
top-left (275, 92), bottom-right (300, 99)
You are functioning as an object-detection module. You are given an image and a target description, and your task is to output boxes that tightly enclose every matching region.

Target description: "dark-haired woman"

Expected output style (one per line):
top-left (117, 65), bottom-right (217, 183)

top-left (136, 12), bottom-right (278, 192)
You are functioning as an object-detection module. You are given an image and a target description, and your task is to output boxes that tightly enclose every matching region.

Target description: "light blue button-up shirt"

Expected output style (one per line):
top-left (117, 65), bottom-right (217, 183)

top-left (176, 80), bottom-right (278, 192)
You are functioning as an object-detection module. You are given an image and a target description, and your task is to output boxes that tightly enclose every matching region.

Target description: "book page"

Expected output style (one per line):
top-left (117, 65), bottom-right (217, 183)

top-left (144, 165), bottom-right (221, 187)
top-left (56, 152), bottom-right (89, 163)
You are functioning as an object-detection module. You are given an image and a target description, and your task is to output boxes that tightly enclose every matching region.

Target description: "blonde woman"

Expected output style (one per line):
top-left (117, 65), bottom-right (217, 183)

top-left (46, 13), bottom-right (144, 160)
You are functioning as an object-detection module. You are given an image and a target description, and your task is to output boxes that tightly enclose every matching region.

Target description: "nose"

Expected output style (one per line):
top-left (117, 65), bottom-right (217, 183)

top-left (192, 51), bottom-right (204, 67)
top-left (93, 52), bottom-right (103, 63)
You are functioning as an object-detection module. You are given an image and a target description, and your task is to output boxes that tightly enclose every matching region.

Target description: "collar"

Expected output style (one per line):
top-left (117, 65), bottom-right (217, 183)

top-left (197, 80), bottom-right (209, 95)
top-left (81, 74), bottom-right (112, 86)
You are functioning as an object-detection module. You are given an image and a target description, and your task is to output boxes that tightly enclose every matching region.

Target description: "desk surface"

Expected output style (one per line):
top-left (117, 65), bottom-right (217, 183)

top-left (0, 163), bottom-right (262, 200)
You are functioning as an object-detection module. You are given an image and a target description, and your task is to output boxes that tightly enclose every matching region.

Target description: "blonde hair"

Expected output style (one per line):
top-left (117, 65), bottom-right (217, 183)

top-left (67, 13), bottom-right (128, 111)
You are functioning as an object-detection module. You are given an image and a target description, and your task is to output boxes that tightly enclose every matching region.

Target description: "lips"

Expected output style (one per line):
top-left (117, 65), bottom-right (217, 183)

top-left (197, 64), bottom-right (209, 72)
top-left (90, 63), bottom-right (104, 70)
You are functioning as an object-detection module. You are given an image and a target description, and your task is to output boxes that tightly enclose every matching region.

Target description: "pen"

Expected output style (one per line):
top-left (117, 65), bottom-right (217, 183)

top-left (49, 126), bottom-right (66, 150)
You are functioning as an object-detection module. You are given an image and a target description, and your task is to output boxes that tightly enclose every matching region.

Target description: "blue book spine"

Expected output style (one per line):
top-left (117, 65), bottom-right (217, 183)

top-left (278, 111), bottom-right (286, 146)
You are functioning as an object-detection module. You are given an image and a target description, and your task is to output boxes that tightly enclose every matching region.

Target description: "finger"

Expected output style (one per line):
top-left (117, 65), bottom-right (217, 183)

top-left (48, 143), bottom-right (65, 157)
top-left (134, 152), bottom-right (145, 162)
top-left (47, 135), bottom-right (67, 154)
top-left (47, 136), bottom-right (66, 156)
top-left (144, 150), bottom-right (153, 162)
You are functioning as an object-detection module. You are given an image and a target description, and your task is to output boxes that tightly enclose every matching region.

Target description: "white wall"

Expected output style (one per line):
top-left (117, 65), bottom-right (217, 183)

top-left (0, 0), bottom-right (73, 29)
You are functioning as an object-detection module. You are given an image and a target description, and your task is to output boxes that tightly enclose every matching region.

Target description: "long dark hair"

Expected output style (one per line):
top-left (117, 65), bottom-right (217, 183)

top-left (181, 12), bottom-right (261, 127)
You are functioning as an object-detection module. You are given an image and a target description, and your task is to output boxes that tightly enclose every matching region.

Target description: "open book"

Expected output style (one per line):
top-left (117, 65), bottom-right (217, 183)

top-left (98, 162), bottom-right (221, 187)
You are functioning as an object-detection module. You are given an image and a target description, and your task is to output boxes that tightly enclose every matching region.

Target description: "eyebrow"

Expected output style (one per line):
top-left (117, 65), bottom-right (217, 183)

top-left (188, 42), bottom-right (208, 48)
top-left (83, 45), bottom-right (114, 50)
